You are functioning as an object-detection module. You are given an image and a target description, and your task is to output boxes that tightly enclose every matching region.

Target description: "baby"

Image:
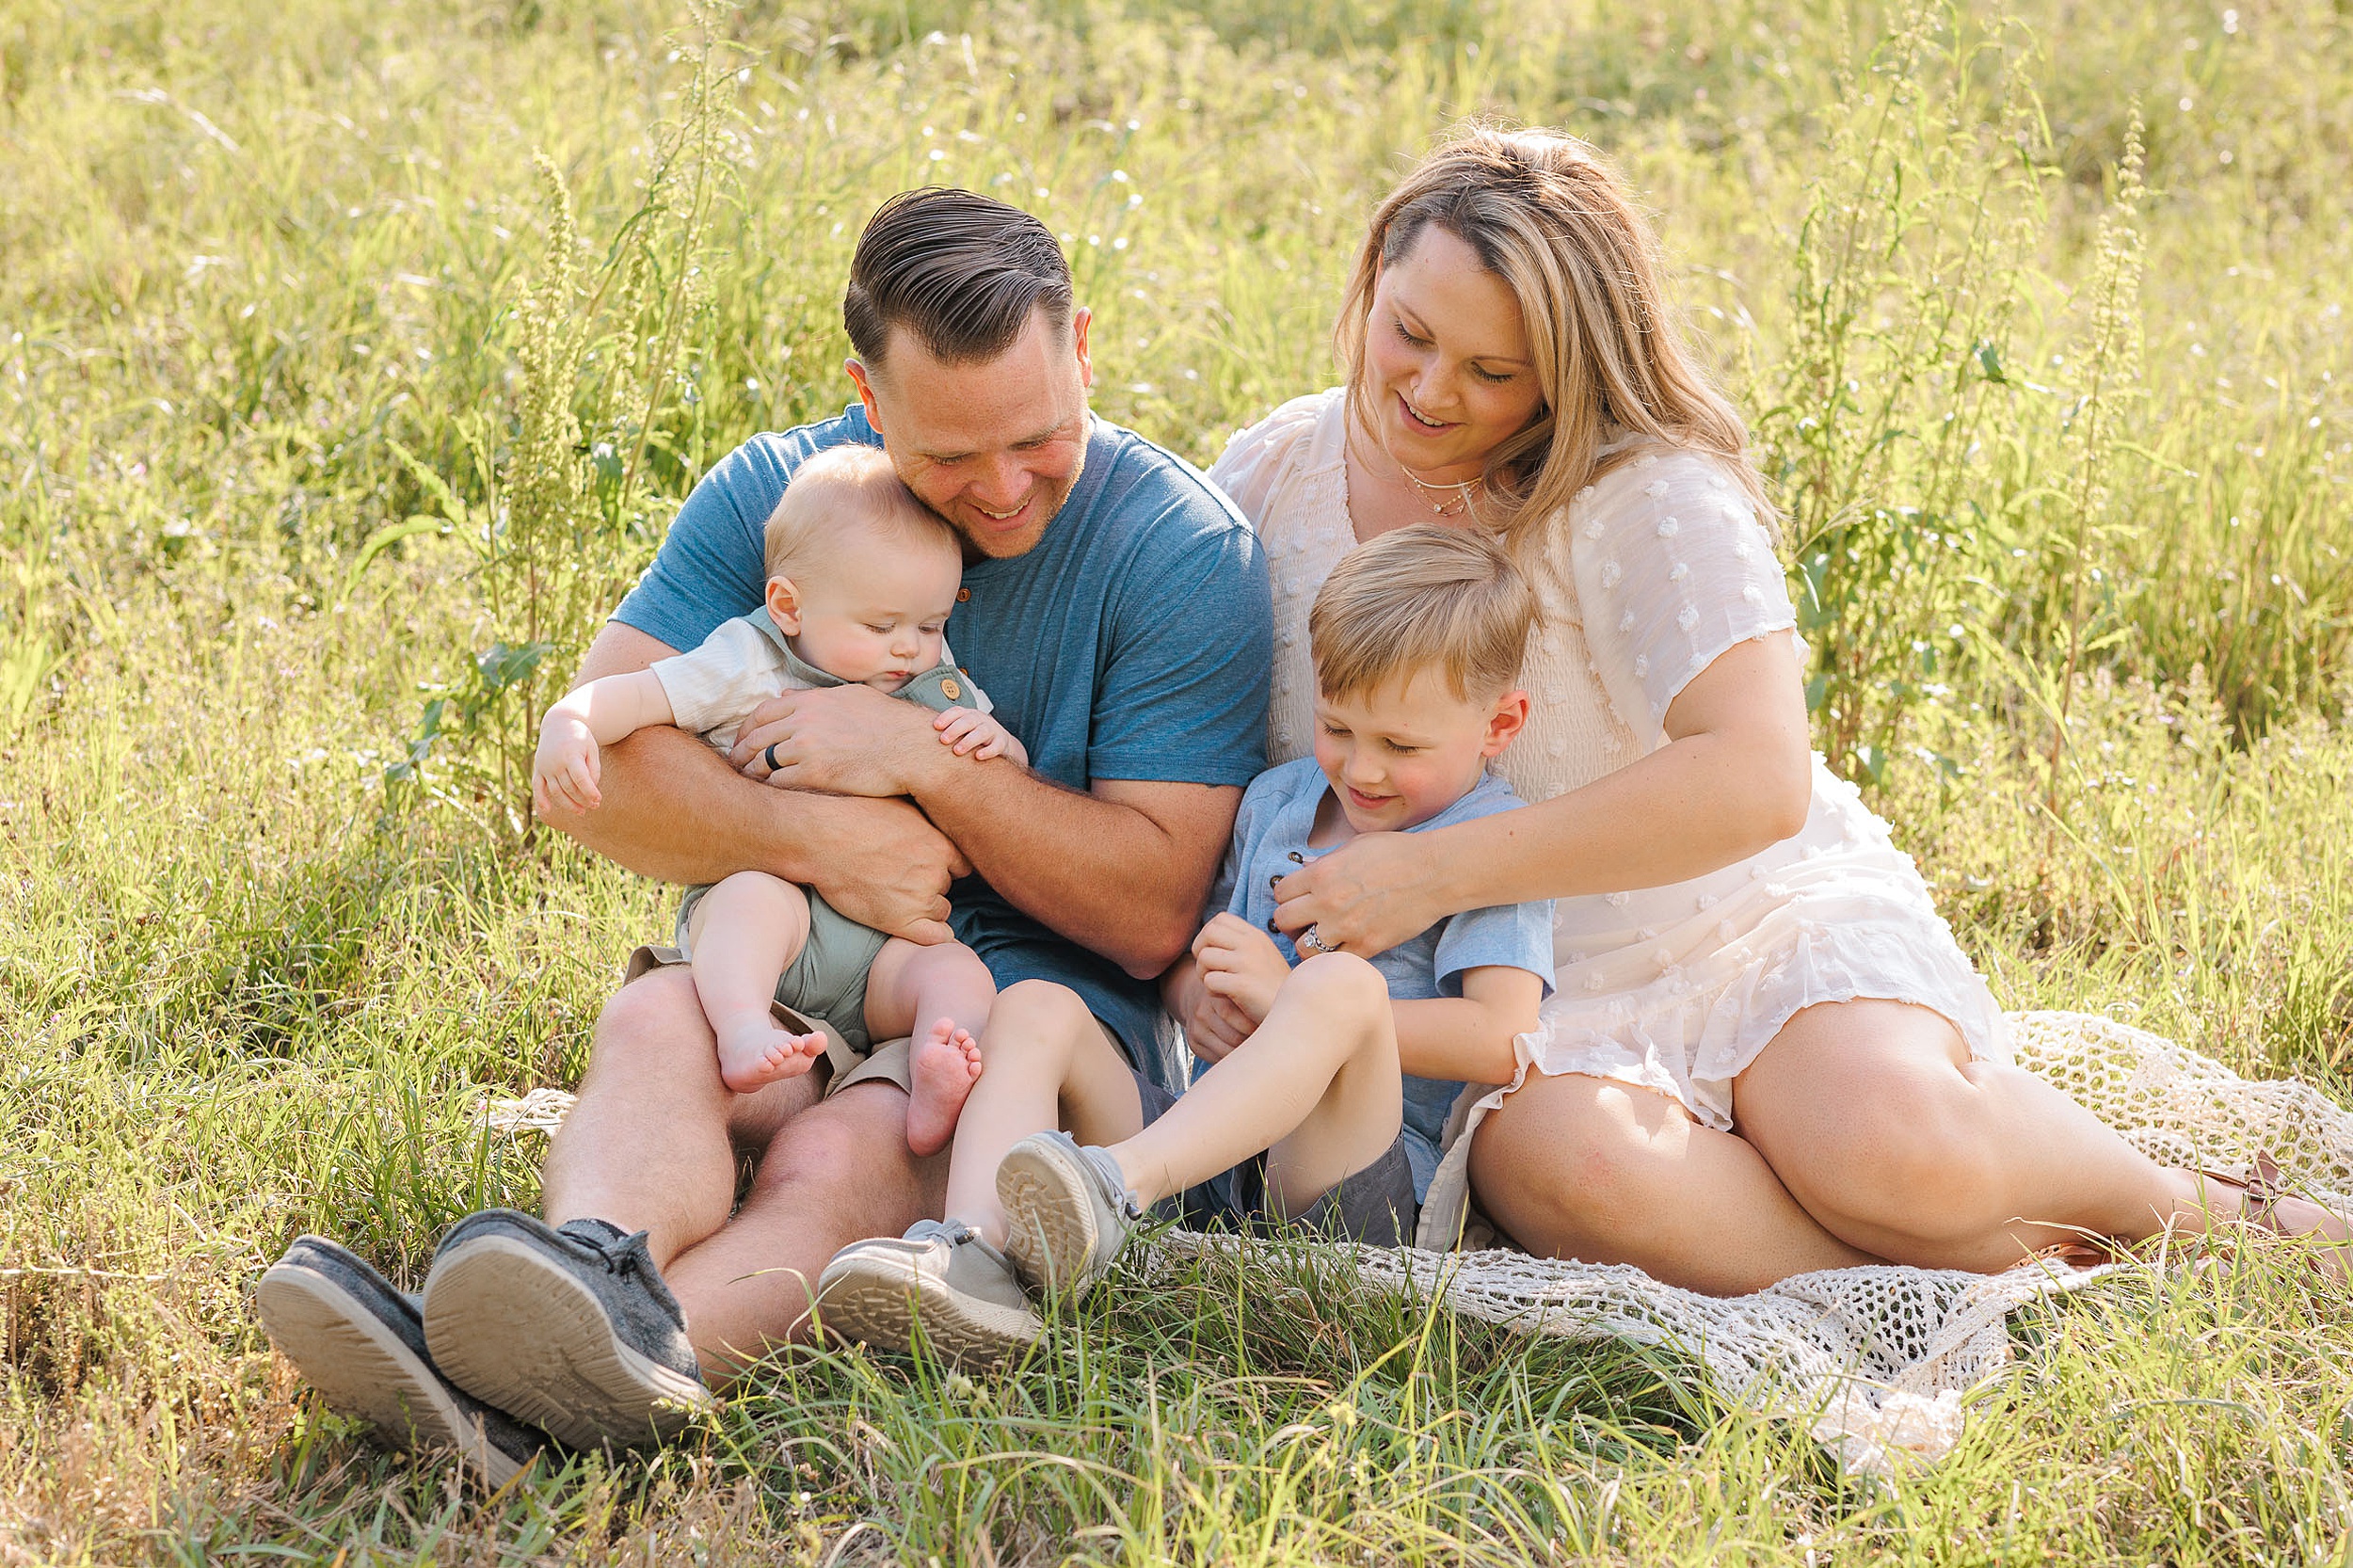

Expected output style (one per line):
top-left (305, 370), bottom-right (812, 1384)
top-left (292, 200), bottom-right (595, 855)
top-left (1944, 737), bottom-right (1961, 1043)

top-left (814, 524), bottom-right (1555, 1358)
top-left (533, 444), bottom-right (1017, 1156)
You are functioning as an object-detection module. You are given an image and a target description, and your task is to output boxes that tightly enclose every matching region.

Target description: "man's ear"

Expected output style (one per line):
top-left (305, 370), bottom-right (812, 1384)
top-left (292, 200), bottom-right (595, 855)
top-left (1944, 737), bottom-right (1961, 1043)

top-left (764, 575), bottom-right (804, 634)
top-left (1482, 689), bottom-right (1531, 757)
top-left (844, 355), bottom-right (885, 435)
top-left (1069, 305), bottom-right (1094, 390)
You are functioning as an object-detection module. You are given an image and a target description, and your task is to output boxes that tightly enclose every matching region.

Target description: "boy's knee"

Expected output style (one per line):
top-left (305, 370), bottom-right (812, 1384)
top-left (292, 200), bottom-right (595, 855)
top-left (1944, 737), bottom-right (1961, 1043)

top-left (1289, 952), bottom-right (1388, 1013)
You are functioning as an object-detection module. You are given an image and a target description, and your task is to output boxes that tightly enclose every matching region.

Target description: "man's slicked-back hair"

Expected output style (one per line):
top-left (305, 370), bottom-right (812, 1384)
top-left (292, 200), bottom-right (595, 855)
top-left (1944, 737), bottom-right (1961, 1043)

top-left (843, 187), bottom-right (1074, 369)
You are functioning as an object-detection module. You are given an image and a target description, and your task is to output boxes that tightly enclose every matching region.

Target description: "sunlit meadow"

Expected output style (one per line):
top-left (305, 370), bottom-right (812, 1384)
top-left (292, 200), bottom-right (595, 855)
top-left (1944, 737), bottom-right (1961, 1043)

top-left (3, 0), bottom-right (2351, 1560)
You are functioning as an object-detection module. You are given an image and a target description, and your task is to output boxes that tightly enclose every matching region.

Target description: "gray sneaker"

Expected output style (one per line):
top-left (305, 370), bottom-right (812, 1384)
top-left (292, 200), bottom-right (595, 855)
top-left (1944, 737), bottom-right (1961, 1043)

top-left (256, 1236), bottom-right (547, 1488)
top-left (815, 1220), bottom-right (1043, 1363)
top-left (996, 1131), bottom-right (1144, 1297)
top-left (420, 1211), bottom-right (714, 1451)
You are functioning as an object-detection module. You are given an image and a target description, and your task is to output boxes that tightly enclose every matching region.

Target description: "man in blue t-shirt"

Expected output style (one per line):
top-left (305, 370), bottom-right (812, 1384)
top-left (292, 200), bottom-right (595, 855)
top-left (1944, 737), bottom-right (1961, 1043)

top-left (256, 188), bottom-right (1271, 1475)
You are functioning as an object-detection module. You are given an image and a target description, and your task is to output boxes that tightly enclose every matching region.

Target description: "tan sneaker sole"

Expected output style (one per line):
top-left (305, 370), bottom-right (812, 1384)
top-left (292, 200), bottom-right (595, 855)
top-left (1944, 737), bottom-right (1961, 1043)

top-left (815, 1248), bottom-right (1041, 1364)
top-left (422, 1235), bottom-right (712, 1451)
top-left (997, 1139), bottom-right (1115, 1297)
top-left (257, 1261), bottom-right (531, 1489)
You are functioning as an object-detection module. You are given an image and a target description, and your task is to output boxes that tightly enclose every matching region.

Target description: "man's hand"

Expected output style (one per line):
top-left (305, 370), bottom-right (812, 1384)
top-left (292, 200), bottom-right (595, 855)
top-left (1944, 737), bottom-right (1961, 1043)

top-left (730, 685), bottom-right (945, 798)
top-left (1192, 912), bottom-right (1293, 1030)
top-left (801, 794), bottom-right (972, 945)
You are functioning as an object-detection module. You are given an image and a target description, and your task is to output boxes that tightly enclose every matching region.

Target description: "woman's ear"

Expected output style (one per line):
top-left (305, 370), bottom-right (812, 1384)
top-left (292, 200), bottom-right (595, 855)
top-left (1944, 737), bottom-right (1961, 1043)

top-left (1482, 688), bottom-right (1532, 757)
top-left (764, 575), bottom-right (803, 634)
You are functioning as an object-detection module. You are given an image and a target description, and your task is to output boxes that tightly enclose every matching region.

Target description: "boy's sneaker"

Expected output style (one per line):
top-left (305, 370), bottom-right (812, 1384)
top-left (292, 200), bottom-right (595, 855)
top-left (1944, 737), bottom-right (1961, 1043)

top-left (996, 1131), bottom-right (1144, 1296)
top-left (256, 1235), bottom-right (547, 1488)
top-left (420, 1210), bottom-right (714, 1451)
top-left (814, 1220), bottom-right (1042, 1363)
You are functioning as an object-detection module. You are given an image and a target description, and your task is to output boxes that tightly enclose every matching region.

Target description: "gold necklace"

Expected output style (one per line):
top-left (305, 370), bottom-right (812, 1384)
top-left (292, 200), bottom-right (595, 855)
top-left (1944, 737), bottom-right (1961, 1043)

top-left (1394, 454), bottom-right (1482, 517)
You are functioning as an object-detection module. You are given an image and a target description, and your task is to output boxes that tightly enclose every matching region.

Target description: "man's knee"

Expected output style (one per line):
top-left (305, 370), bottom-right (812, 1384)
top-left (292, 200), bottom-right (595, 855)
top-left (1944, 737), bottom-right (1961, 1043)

top-left (588, 967), bottom-right (715, 1078)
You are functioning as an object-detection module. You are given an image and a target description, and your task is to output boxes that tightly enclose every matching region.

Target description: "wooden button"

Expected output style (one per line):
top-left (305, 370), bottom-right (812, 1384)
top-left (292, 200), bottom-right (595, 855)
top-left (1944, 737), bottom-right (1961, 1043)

top-left (956, 587), bottom-right (971, 602)
top-left (940, 677), bottom-right (962, 700)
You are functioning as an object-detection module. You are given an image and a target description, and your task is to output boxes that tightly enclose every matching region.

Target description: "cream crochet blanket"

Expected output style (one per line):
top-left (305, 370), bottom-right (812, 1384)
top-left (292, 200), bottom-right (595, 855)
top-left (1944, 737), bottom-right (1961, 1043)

top-left (484, 1009), bottom-right (2353, 1476)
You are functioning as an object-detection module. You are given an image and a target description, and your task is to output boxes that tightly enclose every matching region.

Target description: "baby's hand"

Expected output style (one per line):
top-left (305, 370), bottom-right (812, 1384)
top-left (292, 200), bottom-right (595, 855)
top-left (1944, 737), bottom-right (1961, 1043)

top-left (934, 706), bottom-right (1027, 764)
top-left (533, 711), bottom-right (603, 816)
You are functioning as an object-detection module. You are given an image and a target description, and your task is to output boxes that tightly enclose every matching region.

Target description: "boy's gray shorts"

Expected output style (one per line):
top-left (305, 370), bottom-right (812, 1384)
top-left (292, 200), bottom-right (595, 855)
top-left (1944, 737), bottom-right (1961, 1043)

top-left (1129, 1070), bottom-right (1418, 1247)
top-left (625, 880), bottom-right (906, 1096)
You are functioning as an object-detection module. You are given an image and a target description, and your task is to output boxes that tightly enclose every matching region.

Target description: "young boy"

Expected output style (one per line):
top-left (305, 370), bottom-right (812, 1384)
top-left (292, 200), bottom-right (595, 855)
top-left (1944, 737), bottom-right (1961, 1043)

top-left (532, 444), bottom-right (1019, 1157)
top-left (814, 525), bottom-right (1557, 1357)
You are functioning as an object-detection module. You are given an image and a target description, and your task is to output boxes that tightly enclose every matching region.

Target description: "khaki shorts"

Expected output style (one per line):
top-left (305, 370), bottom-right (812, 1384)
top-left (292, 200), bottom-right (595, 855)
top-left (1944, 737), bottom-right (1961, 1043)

top-left (622, 947), bottom-right (914, 1099)
top-left (667, 880), bottom-right (892, 1055)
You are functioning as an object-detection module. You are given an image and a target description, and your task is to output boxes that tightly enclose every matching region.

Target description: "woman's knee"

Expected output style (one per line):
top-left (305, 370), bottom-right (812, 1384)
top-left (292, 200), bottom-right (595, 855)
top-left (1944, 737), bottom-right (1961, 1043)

top-left (1470, 1077), bottom-right (1687, 1243)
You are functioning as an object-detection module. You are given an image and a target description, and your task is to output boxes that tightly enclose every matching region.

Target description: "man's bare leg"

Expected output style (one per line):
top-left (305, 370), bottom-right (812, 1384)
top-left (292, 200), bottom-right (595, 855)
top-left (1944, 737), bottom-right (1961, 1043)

top-left (663, 1081), bottom-right (947, 1384)
top-left (541, 966), bottom-right (819, 1269)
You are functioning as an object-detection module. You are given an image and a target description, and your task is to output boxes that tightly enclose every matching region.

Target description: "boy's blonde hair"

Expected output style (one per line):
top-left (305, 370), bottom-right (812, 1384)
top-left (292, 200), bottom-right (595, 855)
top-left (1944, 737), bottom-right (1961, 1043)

top-left (763, 444), bottom-right (957, 578)
top-left (1309, 525), bottom-right (1534, 703)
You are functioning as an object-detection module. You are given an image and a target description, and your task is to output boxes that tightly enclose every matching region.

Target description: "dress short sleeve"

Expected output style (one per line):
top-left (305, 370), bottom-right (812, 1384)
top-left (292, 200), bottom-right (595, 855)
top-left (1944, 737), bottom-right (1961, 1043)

top-left (1205, 392), bottom-right (1331, 525)
top-left (1565, 449), bottom-right (1794, 743)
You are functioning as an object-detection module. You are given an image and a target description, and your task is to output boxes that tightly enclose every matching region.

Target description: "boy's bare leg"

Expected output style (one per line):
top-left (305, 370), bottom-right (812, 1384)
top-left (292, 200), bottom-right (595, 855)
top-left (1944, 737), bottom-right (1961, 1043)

top-left (686, 872), bottom-right (829, 1093)
top-left (1112, 952), bottom-right (1402, 1214)
top-left (862, 937), bottom-right (995, 1158)
top-left (942, 979), bottom-right (1150, 1246)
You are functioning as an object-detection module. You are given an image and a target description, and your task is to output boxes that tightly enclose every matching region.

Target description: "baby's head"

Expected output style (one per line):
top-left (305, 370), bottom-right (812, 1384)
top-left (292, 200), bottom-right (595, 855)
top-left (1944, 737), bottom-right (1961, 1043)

top-left (1307, 525), bottom-right (1534, 832)
top-left (761, 445), bottom-right (964, 691)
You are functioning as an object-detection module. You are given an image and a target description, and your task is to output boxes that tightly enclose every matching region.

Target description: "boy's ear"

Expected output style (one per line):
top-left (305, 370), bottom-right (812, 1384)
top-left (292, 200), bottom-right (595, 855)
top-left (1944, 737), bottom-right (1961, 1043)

top-left (1482, 689), bottom-right (1531, 757)
top-left (764, 575), bottom-right (803, 634)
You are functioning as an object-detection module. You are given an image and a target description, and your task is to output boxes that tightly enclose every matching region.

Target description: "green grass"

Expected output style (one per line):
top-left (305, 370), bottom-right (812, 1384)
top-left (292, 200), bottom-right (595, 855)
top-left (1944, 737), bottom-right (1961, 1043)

top-left (5, 0), bottom-right (2353, 1560)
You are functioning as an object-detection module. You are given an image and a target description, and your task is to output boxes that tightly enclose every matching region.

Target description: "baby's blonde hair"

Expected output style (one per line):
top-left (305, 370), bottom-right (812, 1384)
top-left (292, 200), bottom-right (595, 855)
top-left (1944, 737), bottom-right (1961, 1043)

top-left (763, 444), bottom-right (956, 579)
top-left (1309, 525), bottom-right (1534, 704)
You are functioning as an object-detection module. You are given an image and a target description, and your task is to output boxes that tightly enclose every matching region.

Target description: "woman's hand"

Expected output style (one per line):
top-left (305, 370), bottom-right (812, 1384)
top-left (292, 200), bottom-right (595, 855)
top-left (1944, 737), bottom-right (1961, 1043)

top-left (1271, 828), bottom-right (1445, 958)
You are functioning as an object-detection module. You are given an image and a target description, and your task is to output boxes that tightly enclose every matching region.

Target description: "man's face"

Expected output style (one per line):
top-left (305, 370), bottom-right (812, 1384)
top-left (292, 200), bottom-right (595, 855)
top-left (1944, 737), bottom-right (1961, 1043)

top-left (846, 306), bottom-right (1095, 561)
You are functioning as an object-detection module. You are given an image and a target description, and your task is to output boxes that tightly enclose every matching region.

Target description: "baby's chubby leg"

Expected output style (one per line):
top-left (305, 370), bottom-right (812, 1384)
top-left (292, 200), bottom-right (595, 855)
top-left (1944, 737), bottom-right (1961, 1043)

top-left (861, 936), bottom-right (993, 1158)
top-left (685, 873), bottom-right (830, 1094)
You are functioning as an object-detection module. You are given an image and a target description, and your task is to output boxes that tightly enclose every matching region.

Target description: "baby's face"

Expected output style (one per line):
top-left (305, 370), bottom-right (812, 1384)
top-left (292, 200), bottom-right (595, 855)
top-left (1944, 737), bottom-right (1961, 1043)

top-left (1311, 667), bottom-right (1526, 833)
top-left (768, 528), bottom-right (963, 692)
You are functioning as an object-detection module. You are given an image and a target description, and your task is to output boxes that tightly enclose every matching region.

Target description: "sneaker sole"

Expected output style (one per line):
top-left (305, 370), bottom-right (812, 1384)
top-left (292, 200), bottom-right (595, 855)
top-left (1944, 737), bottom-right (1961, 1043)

top-left (257, 1261), bottom-right (530, 1489)
top-left (814, 1252), bottom-right (1040, 1363)
top-left (996, 1142), bottom-right (1112, 1297)
top-left (421, 1236), bottom-right (713, 1451)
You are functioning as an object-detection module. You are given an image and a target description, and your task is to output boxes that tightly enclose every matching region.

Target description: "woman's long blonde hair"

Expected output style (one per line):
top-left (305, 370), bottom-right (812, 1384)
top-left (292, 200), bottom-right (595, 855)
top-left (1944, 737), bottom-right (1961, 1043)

top-left (1337, 124), bottom-right (1776, 560)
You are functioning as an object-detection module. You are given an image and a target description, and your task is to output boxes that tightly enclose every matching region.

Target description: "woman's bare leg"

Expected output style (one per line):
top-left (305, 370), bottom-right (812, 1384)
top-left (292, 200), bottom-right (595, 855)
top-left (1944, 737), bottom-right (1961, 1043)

top-left (1734, 999), bottom-right (2352, 1272)
top-left (1469, 1071), bottom-right (1876, 1295)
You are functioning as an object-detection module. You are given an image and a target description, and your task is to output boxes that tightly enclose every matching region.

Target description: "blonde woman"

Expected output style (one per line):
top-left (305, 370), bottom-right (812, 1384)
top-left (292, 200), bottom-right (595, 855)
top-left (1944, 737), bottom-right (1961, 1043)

top-left (1204, 125), bottom-right (2347, 1291)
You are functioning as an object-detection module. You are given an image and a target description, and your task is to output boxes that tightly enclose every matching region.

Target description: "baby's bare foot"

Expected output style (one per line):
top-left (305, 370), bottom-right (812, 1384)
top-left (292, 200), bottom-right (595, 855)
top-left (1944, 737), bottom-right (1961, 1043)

top-left (905, 1016), bottom-right (984, 1157)
top-left (716, 1018), bottom-right (827, 1095)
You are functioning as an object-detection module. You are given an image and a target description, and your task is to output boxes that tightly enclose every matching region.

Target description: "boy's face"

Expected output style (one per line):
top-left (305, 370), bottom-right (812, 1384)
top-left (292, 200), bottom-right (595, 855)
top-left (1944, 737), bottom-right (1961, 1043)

top-left (765, 522), bottom-right (964, 692)
top-left (1310, 667), bottom-right (1529, 833)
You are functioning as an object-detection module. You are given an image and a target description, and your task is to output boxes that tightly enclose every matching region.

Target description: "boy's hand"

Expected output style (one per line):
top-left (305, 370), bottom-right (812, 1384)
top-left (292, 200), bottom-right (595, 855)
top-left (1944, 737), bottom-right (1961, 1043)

top-left (933, 706), bottom-right (1027, 764)
top-left (1192, 911), bottom-right (1292, 1028)
top-left (533, 712), bottom-right (603, 816)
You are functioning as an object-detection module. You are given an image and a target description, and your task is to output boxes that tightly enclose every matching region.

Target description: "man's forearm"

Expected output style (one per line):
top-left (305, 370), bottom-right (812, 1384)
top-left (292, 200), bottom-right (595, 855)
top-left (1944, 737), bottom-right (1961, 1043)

top-left (912, 761), bottom-right (1229, 979)
top-left (545, 722), bottom-right (848, 886)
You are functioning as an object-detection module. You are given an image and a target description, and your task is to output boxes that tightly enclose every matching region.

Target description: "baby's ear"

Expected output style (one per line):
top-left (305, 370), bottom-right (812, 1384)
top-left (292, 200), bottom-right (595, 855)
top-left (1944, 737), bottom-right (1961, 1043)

top-left (1483, 689), bottom-right (1532, 756)
top-left (764, 575), bottom-right (803, 633)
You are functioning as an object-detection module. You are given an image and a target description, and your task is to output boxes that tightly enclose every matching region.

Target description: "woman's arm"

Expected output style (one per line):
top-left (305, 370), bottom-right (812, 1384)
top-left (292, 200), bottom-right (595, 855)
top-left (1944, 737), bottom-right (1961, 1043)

top-left (1272, 632), bottom-right (1813, 955)
top-left (1390, 966), bottom-right (1545, 1085)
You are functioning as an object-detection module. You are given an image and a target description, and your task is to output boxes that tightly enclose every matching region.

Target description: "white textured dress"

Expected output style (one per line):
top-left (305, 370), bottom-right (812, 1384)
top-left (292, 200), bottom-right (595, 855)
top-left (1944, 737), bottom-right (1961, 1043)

top-left (1207, 390), bottom-right (2009, 1248)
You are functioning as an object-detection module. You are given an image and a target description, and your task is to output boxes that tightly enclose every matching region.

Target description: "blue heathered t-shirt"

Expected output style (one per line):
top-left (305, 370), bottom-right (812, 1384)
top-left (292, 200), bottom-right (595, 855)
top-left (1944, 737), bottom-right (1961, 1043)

top-left (1207, 756), bottom-right (1556, 1199)
top-left (614, 404), bottom-right (1273, 1089)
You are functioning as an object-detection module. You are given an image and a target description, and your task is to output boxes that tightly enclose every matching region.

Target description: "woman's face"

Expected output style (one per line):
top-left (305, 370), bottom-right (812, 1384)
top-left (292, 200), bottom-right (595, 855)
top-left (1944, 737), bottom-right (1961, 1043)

top-left (1361, 223), bottom-right (1546, 481)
